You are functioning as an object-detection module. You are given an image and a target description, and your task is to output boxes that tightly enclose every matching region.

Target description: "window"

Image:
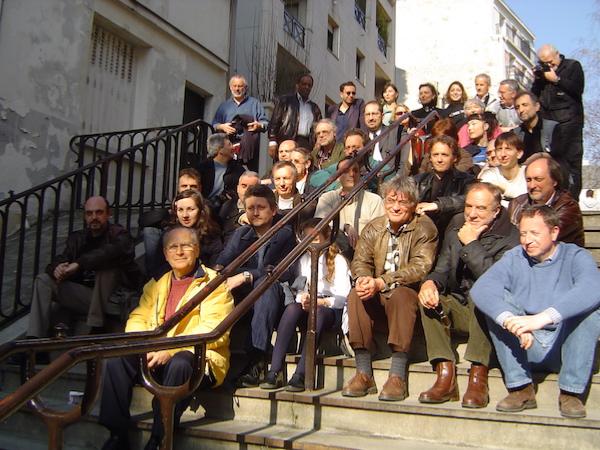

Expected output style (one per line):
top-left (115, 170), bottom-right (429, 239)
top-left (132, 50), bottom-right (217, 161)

top-left (327, 17), bottom-right (339, 56)
top-left (355, 51), bottom-right (364, 82)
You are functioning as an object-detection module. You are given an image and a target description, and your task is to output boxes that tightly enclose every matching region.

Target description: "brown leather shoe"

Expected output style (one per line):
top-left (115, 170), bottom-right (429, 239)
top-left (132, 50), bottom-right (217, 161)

top-left (418, 361), bottom-right (459, 403)
top-left (559, 392), bottom-right (586, 418)
top-left (496, 384), bottom-right (537, 412)
top-left (378, 375), bottom-right (408, 402)
top-left (462, 364), bottom-right (489, 408)
top-left (342, 372), bottom-right (377, 397)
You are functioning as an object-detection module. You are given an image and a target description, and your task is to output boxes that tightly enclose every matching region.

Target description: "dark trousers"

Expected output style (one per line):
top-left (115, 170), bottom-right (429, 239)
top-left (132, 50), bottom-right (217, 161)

top-left (348, 286), bottom-right (418, 353)
top-left (240, 130), bottom-right (260, 172)
top-left (420, 294), bottom-right (492, 366)
top-left (99, 351), bottom-right (212, 438)
top-left (554, 120), bottom-right (583, 198)
top-left (233, 276), bottom-right (285, 353)
top-left (270, 303), bottom-right (340, 376)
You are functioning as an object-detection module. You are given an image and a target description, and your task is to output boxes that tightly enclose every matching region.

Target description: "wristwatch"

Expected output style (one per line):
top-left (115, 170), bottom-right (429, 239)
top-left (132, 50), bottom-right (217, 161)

top-left (243, 271), bottom-right (252, 284)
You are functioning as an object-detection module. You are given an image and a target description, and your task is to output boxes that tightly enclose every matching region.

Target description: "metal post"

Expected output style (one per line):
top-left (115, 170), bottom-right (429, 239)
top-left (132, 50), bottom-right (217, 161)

top-left (304, 246), bottom-right (320, 391)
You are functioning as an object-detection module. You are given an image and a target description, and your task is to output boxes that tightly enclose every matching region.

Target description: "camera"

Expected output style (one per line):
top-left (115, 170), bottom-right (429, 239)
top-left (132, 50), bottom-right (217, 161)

top-left (533, 61), bottom-right (551, 77)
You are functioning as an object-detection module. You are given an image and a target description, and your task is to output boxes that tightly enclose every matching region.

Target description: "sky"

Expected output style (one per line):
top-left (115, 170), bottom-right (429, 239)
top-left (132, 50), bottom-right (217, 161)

top-left (503, 0), bottom-right (598, 56)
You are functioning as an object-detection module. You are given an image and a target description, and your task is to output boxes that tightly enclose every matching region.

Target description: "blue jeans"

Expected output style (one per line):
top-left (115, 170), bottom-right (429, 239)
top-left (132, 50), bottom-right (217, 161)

top-left (486, 291), bottom-right (600, 394)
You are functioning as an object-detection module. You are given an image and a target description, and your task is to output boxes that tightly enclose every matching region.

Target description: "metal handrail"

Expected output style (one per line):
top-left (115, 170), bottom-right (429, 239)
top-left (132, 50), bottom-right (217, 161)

top-left (0, 119), bottom-right (211, 327)
top-left (0, 112), bottom-right (440, 450)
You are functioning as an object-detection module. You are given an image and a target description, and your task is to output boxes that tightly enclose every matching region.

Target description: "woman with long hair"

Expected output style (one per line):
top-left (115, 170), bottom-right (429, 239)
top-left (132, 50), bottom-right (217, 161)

top-left (170, 189), bottom-right (223, 268)
top-left (442, 81), bottom-right (468, 127)
top-left (260, 219), bottom-right (351, 392)
top-left (381, 82), bottom-right (399, 126)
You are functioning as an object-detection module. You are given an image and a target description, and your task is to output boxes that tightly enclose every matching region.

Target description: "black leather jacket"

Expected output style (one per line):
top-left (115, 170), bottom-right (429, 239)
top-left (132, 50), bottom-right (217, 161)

top-left (268, 93), bottom-right (322, 144)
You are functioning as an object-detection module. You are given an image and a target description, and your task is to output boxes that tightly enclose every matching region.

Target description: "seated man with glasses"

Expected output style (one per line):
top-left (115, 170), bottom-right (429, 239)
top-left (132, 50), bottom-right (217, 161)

top-left (99, 226), bottom-right (234, 450)
top-left (343, 176), bottom-right (438, 402)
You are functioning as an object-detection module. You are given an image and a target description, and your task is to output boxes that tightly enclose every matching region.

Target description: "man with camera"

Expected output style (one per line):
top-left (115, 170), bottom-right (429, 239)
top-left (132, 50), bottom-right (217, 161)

top-left (532, 44), bottom-right (584, 198)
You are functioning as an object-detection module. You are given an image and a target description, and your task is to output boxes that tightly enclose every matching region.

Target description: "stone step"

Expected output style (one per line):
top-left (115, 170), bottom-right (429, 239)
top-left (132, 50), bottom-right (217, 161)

top-left (582, 213), bottom-right (600, 228)
top-left (282, 355), bottom-right (600, 409)
top-left (2, 361), bottom-right (598, 450)
top-left (0, 406), bottom-right (473, 450)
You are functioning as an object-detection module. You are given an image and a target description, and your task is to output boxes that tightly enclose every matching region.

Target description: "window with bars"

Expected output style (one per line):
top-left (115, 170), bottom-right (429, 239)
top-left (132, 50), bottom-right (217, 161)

top-left (83, 24), bottom-right (137, 133)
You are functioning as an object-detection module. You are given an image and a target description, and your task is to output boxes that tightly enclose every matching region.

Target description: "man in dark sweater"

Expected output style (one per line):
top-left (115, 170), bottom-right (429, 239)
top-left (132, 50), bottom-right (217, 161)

top-left (471, 205), bottom-right (600, 419)
top-left (418, 182), bottom-right (519, 408)
top-left (27, 196), bottom-right (140, 337)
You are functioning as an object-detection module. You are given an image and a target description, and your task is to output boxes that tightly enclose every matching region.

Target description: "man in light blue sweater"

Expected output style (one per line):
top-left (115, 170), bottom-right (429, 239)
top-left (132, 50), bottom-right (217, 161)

top-left (471, 205), bottom-right (600, 418)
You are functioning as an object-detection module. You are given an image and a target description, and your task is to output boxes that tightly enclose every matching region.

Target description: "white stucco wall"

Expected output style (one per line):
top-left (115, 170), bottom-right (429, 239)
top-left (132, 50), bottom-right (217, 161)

top-left (0, 0), bottom-right (231, 198)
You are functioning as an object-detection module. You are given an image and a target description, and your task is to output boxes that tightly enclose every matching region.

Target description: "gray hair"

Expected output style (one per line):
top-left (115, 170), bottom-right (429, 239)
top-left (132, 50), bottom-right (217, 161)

top-left (207, 133), bottom-right (228, 158)
top-left (499, 79), bottom-right (519, 92)
top-left (380, 175), bottom-right (419, 204)
top-left (314, 118), bottom-right (337, 135)
top-left (163, 226), bottom-right (199, 248)
top-left (229, 74), bottom-right (247, 86)
top-left (464, 98), bottom-right (485, 111)
top-left (475, 73), bottom-right (491, 85)
top-left (240, 170), bottom-right (260, 180)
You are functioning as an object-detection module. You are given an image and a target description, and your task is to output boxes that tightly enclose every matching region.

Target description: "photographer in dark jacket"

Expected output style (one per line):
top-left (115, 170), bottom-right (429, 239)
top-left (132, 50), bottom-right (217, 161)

top-left (418, 183), bottom-right (519, 408)
top-left (531, 44), bottom-right (584, 198)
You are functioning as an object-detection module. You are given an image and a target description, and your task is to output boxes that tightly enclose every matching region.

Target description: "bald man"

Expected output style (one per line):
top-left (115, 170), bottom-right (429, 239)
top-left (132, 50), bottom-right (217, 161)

top-left (532, 44), bottom-right (584, 198)
top-left (27, 196), bottom-right (141, 339)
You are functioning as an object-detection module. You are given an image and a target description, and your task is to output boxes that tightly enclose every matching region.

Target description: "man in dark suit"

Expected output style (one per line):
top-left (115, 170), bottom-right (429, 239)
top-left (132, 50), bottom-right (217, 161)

top-left (196, 133), bottom-right (245, 214)
top-left (268, 73), bottom-right (322, 154)
top-left (363, 101), bottom-right (405, 176)
top-left (328, 81), bottom-right (367, 141)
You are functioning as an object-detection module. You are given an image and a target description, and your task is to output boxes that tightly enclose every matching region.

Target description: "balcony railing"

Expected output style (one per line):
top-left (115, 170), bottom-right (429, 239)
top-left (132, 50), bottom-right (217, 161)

top-left (283, 9), bottom-right (305, 47)
top-left (377, 32), bottom-right (387, 57)
top-left (354, 3), bottom-right (366, 30)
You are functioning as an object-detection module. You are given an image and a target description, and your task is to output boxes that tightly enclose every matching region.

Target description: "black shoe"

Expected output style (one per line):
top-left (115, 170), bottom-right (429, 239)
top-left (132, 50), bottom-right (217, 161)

top-left (259, 371), bottom-right (284, 390)
top-left (238, 359), bottom-right (265, 388)
top-left (286, 373), bottom-right (305, 392)
top-left (101, 434), bottom-right (130, 450)
top-left (143, 434), bottom-right (162, 450)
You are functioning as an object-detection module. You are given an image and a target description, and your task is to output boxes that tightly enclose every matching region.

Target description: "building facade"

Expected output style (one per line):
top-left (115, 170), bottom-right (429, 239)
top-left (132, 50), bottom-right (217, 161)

top-left (394, 0), bottom-right (535, 108)
top-left (232, 0), bottom-right (397, 115)
top-left (0, 0), bottom-right (233, 198)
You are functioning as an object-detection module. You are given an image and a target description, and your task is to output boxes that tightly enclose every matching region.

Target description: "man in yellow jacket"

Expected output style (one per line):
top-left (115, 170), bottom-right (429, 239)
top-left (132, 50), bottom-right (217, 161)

top-left (99, 226), bottom-right (234, 450)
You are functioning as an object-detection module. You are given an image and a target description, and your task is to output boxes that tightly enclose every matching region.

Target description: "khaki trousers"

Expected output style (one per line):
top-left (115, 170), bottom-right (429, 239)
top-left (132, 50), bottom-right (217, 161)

top-left (419, 293), bottom-right (492, 366)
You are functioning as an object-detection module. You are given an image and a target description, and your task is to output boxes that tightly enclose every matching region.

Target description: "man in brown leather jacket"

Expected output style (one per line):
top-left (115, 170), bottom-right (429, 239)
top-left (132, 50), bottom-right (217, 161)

top-left (342, 176), bottom-right (438, 402)
top-left (508, 153), bottom-right (584, 247)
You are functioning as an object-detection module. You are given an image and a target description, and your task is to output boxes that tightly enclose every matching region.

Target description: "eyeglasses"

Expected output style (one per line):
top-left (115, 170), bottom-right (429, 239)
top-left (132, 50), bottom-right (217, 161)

top-left (165, 243), bottom-right (196, 253)
top-left (344, 91), bottom-right (356, 96)
top-left (385, 197), bottom-right (414, 207)
top-left (395, 111), bottom-right (408, 116)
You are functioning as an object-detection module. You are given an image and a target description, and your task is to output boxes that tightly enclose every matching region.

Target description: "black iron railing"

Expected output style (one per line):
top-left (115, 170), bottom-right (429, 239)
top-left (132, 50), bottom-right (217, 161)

top-left (354, 3), bottom-right (366, 30)
top-left (377, 32), bottom-right (387, 57)
top-left (283, 8), bottom-right (305, 47)
top-left (0, 120), bottom-right (212, 327)
top-left (0, 112), bottom-right (439, 450)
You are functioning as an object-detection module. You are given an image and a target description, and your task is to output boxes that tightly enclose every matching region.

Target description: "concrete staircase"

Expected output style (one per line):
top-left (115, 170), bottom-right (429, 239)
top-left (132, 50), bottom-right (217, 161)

top-left (1, 351), bottom-right (599, 450)
top-left (1, 212), bottom-right (599, 450)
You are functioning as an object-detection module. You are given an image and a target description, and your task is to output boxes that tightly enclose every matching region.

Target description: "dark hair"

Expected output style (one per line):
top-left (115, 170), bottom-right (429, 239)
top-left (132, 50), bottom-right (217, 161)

top-left (296, 72), bottom-right (314, 84)
top-left (418, 82), bottom-right (439, 107)
top-left (178, 168), bottom-right (201, 184)
top-left (515, 90), bottom-right (540, 104)
top-left (444, 81), bottom-right (468, 104)
top-left (244, 184), bottom-right (277, 209)
top-left (363, 99), bottom-right (383, 113)
top-left (519, 204), bottom-right (560, 228)
top-left (524, 153), bottom-right (566, 190)
top-left (381, 82), bottom-right (399, 100)
top-left (343, 128), bottom-right (367, 146)
top-left (465, 182), bottom-right (502, 208)
top-left (339, 81), bottom-right (356, 92)
top-left (171, 189), bottom-right (219, 237)
top-left (495, 131), bottom-right (525, 152)
top-left (428, 135), bottom-right (459, 158)
top-left (430, 118), bottom-right (459, 141)
top-left (300, 218), bottom-right (341, 284)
